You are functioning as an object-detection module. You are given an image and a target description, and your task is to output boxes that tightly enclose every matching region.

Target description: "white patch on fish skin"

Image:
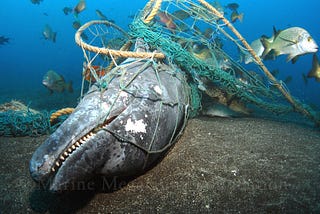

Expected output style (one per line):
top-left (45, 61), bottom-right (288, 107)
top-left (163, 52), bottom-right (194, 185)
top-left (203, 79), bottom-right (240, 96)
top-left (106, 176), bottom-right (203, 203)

top-left (101, 102), bottom-right (110, 112)
top-left (119, 91), bottom-right (128, 98)
top-left (125, 118), bottom-right (147, 133)
top-left (153, 85), bottom-right (162, 95)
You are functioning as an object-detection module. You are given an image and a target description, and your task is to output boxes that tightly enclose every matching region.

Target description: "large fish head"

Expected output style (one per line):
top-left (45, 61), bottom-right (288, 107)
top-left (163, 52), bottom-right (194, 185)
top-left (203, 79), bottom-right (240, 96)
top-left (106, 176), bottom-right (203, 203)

top-left (299, 32), bottom-right (318, 53)
top-left (30, 60), bottom-right (189, 191)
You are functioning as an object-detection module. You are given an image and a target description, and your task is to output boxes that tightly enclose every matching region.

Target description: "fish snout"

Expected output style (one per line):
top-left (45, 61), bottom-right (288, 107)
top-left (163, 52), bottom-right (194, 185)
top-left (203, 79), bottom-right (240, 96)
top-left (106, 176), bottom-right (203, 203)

top-left (29, 152), bottom-right (55, 183)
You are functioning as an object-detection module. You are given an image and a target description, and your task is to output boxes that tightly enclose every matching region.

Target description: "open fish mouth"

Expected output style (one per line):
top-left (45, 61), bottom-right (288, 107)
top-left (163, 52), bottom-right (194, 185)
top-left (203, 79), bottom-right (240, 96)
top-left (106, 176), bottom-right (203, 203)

top-left (29, 59), bottom-right (189, 191)
top-left (29, 87), bottom-right (129, 191)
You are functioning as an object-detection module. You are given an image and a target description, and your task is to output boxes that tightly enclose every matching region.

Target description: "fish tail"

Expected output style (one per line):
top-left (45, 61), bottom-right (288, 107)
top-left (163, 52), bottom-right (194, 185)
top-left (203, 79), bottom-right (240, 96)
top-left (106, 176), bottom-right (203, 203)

top-left (307, 54), bottom-right (319, 78)
top-left (260, 37), bottom-right (272, 59)
top-left (238, 13), bottom-right (244, 22)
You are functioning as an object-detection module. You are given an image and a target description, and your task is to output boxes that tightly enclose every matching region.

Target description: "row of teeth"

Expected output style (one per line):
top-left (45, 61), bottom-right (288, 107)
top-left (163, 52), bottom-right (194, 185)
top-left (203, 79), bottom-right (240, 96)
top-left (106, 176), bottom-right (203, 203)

top-left (51, 131), bottom-right (95, 172)
top-left (50, 114), bottom-right (119, 173)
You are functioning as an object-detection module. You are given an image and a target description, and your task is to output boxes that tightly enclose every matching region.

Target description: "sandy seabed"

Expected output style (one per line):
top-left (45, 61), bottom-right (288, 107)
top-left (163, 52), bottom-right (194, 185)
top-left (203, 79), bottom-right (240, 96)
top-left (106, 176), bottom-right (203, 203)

top-left (0, 116), bottom-right (320, 213)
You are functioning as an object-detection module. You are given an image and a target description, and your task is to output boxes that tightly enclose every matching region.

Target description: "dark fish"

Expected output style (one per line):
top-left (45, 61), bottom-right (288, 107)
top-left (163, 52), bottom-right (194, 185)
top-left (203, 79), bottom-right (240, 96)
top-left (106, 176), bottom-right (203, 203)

top-left (43, 24), bottom-right (57, 43)
top-left (283, 76), bottom-right (292, 84)
top-left (225, 3), bottom-right (239, 11)
top-left (30, 0), bottom-right (43, 5)
top-left (42, 70), bottom-right (73, 93)
top-left (72, 20), bottom-right (82, 30)
top-left (0, 36), bottom-right (10, 45)
top-left (30, 39), bottom-right (189, 191)
top-left (71, 21), bottom-right (88, 40)
top-left (63, 7), bottom-right (73, 15)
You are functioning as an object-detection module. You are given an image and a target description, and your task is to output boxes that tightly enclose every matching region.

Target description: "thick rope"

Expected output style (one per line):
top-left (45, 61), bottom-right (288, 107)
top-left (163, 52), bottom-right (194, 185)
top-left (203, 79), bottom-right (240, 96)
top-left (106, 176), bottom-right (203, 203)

top-left (104, 40), bottom-right (133, 73)
top-left (50, 108), bottom-right (74, 124)
top-left (75, 20), bottom-right (165, 59)
top-left (197, 0), bottom-right (320, 126)
top-left (143, 0), bottom-right (163, 24)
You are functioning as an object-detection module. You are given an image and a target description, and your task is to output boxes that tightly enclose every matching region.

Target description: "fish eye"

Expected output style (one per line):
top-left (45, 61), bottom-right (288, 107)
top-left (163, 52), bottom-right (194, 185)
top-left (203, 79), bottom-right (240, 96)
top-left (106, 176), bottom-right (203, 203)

top-left (307, 36), bottom-right (312, 42)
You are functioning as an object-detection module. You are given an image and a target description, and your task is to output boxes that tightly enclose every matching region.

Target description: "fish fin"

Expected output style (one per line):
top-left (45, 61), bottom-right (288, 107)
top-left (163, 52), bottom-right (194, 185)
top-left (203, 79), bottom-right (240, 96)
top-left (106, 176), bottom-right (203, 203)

top-left (307, 54), bottom-right (319, 78)
top-left (272, 26), bottom-right (277, 35)
top-left (286, 53), bottom-right (296, 62)
top-left (230, 11), bottom-right (237, 23)
top-left (291, 56), bottom-right (299, 64)
top-left (260, 37), bottom-right (272, 59)
top-left (272, 26), bottom-right (281, 38)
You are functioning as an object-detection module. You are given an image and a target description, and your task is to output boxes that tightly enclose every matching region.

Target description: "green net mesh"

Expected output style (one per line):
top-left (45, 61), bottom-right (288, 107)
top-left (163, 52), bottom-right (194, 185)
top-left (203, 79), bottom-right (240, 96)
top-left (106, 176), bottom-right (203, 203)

top-left (0, 101), bottom-right (50, 136)
top-left (125, 0), bottom-right (319, 123)
top-left (0, 100), bottom-right (69, 137)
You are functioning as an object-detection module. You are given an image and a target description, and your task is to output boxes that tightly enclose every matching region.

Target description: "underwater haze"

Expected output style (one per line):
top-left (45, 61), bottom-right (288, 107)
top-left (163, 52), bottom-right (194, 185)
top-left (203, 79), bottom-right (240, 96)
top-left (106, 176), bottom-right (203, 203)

top-left (0, 0), bottom-right (319, 109)
top-left (1, 0), bottom-right (320, 213)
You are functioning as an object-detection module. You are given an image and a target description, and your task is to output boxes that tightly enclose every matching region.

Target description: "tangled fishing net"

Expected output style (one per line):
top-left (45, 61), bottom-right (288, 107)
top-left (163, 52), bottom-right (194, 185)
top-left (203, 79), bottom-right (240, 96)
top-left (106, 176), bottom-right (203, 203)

top-left (2, 0), bottom-right (319, 137)
top-left (76, 0), bottom-right (319, 125)
top-left (0, 100), bottom-right (51, 136)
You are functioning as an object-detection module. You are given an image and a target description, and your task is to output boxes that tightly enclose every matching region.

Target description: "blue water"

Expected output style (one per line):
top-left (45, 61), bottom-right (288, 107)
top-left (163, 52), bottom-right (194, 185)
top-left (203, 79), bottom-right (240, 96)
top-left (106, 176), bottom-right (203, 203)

top-left (0, 0), bottom-right (319, 111)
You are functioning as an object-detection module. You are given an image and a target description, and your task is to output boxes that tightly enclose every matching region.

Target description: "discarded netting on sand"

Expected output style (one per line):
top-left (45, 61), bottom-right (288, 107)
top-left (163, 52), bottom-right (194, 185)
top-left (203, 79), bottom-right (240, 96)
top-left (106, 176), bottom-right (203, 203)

top-left (0, 100), bottom-right (51, 136)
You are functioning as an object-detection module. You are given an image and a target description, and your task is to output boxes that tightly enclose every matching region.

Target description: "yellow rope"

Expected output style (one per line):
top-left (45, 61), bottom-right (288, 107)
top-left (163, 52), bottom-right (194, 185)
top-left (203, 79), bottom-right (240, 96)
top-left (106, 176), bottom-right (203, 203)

top-left (197, 0), bottom-right (319, 126)
top-left (50, 108), bottom-right (75, 124)
top-left (104, 40), bottom-right (133, 73)
top-left (143, 0), bottom-right (163, 24)
top-left (75, 20), bottom-right (165, 59)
